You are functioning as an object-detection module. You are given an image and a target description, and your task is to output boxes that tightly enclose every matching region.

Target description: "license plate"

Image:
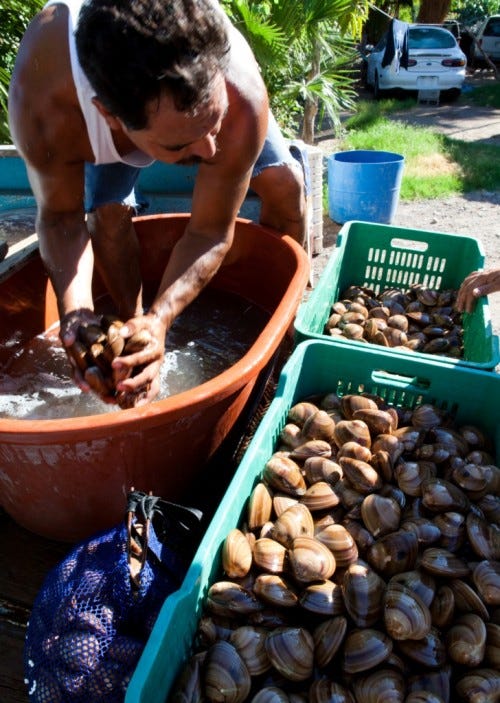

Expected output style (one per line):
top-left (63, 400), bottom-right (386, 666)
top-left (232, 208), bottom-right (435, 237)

top-left (417, 76), bottom-right (439, 88)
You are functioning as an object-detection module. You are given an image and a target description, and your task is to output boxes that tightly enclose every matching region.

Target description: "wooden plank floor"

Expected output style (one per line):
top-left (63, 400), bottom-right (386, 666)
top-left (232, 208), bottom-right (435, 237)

top-left (0, 512), bottom-right (68, 703)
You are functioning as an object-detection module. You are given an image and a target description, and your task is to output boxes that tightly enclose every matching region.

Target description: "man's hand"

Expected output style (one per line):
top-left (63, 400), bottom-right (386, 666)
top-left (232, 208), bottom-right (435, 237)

top-left (59, 307), bottom-right (107, 394)
top-left (112, 313), bottom-right (168, 407)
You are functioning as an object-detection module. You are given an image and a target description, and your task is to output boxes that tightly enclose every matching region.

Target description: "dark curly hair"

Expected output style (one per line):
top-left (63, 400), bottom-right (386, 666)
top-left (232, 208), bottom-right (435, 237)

top-left (75, 0), bottom-right (230, 130)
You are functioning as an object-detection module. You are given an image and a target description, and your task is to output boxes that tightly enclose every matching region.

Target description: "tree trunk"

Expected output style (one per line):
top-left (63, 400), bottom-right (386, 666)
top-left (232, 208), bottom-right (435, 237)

top-left (301, 98), bottom-right (318, 145)
top-left (301, 37), bottom-right (321, 145)
top-left (416, 0), bottom-right (451, 24)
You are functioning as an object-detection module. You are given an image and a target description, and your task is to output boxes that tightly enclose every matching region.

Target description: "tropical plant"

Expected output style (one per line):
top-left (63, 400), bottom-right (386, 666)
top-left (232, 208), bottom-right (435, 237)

top-left (0, 0), bottom-right (44, 142)
top-left (452, 0), bottom-right (500, 27)
top-left (222, 0), bottom-right (370, 143)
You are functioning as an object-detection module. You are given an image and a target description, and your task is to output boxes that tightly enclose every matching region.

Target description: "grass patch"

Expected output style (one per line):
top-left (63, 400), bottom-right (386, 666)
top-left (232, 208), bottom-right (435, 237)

top-left (337, 112), bottom-right (500, 200)
top-left (344, 98), bottom-right (414, 131)
top-left (461, 80), bottom-right (500, 108)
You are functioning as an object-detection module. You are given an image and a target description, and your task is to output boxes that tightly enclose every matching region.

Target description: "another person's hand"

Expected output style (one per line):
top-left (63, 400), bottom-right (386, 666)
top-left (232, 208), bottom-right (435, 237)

top-left (456, 268), bottom-right (500, 313)
top-left (112, 313), bottom-right (167, 407)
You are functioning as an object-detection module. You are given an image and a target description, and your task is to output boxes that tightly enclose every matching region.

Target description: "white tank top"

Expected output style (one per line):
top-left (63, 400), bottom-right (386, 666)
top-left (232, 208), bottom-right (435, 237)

top-left (44, 0), bottom-right (154, 166)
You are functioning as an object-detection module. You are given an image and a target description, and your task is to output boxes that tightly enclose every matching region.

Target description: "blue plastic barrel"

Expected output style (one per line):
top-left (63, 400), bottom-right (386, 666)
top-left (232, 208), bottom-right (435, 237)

top-left (328, 150), bottom-right (405, 224)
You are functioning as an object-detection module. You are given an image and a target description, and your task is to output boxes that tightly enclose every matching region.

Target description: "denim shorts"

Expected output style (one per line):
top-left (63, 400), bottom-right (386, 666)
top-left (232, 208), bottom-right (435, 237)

top-left (84, 112), bottom-right (306, 213)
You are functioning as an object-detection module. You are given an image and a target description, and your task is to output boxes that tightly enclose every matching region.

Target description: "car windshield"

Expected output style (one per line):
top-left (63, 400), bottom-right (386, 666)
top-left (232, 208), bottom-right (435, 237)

top-left (409, 27), bottom-right (456, 49)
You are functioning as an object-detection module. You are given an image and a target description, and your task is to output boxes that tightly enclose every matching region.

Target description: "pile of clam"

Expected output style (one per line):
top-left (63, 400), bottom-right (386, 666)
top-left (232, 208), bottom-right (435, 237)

top-left (323, 283), bottom-right (464, 358)
top-left (67, 314), bottom-right (151, 408)
top-left (170, 393), bottom-right (500, 703)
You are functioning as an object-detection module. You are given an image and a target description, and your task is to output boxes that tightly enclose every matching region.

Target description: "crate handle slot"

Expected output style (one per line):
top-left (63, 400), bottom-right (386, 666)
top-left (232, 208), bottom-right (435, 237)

top-left (371, 368), bottom-right (431, 391)
top-left (390, 237), bottom-right (429, 252)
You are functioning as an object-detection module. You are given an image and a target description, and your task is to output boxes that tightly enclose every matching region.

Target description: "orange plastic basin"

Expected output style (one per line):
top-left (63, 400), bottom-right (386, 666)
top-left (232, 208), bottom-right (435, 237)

top-left (0, 214), bottom-right (309, 541)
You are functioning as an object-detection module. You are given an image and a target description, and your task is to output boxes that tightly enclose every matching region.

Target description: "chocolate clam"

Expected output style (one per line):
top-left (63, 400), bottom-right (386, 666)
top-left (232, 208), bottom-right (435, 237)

top-left (206, 582), bottom-right (264, 618)
top-left (303, 456), bottom-right (343, 485)
top-left (66, 316), bottom-right (153, 408)
top-left (299, 579), bottom-right (345, 616)
top-left (229, 626), bottom-right (272, 676)
top-left (264, 627), bottom-right (314, 682)
top-left (253, 574), bottom-right (299, 610)
top-left (222, 529), bottom-right (253, 579)
top-left (333, 419), bottom-right (372, 449)
top-left (313, 615), bottom-right (348, 667)
top-left (449, 578), bottom-right (490, 620)
top-left (203, 640), bottom-right (251, 703)
top-left (366, 528), bottom-right (418, 577)
top-left (430, 584), bottom-right (455, 629)
top-left (314, 523), bottom-right (358, 567)
top-left (473, 560), bottom-right (500, 606)
top-left (485, 622), bottom-right (500, 668)
top-left (405, 691), bottom-right (446, 703)
top-left (323, 284), bottom-right (465, 359)
top-left (466, 512), bottom-right (500, 560)
top-left (360, 493), bottom-right (401, 537)
top-left (351, 668), bottom-right (405, 703)
top-left (300, 481), bottom-right (340, 511)
top-left (389, 569), bottom-right (436, 608)
top-left (287, 401), bottom-right (318, 427)
top-left (342, 628), bottom-right (393, 674)
top-left (263, 455), bottom-right (306, 497)
top-left (397, 627), bottom-right (446, 668)
top-left (446, 613), bottom-right (486, 667)
top-left (247, 483), bottom-right (273, 531)
top-left (301, 409), bottom-right (336, 444)
top-left (308, 680), bottom-right (354, 703)
top-left (288, 536), bottom-right (336, 583)
top-left (383, 582), bottom-right (432, 640)
top-left (420, 547), bottom-right (470, 578)
top-left (455, 667), bottom-right (500, 703)
top-left (253, 539), bottom-right (287, 574)
top-left (174, 389), bottom-right (500, 703)
top-left (249, 688), bottom-right (289, 703)
top-left (342, 561), bottom-right (385, 627)
top-left (268, 503), bottom-right (314, 548)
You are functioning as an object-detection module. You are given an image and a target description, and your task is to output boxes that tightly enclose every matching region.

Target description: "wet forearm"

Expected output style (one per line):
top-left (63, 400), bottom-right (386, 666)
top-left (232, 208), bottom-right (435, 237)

top-left (149, 228), bottom-right (232, 330)
top-left (37, 212), bottom-right (95, 318)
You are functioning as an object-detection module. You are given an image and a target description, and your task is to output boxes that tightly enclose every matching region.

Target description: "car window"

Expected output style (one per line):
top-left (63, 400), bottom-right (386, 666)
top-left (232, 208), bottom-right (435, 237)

top-left (484, 18), bottom-right (500, 37)
top-left (409, 27), bottom-right (457, 49)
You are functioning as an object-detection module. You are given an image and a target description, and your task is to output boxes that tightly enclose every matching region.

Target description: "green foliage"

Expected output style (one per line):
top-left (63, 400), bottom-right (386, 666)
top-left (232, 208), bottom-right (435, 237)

top-left (222, 0), bottom-right (369, 138)
top-left (451, 0), bottom-right (500, 27)
top-left (0, 0), bottom-right (44, 142)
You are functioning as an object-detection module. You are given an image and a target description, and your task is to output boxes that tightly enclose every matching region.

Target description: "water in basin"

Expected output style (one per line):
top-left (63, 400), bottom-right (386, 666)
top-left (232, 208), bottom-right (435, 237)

top-left (0, 287), bottom-right (269, 420)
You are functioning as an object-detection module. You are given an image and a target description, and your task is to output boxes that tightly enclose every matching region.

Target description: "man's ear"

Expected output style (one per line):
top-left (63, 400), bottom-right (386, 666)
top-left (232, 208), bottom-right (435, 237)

top-left (92, 97), bottom-right (122, 130)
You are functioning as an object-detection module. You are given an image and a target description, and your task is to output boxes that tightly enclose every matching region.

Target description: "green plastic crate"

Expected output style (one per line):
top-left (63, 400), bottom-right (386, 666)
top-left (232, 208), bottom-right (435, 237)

top-left (294, 220), bottom-right (499, 369)
top-left (126, 339), bottom-right (500, 703)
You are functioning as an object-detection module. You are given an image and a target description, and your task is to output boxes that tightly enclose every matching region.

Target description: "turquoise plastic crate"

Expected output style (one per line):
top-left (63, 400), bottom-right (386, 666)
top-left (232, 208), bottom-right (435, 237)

top-left (126, 339), bottom-right (500, 703)
top-left (294, 220), bottom-right (500, 370)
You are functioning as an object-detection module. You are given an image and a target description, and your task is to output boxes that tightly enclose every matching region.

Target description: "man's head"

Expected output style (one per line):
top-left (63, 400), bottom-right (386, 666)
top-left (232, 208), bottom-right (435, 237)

top-left (75, 0), bottom-right (230, 131)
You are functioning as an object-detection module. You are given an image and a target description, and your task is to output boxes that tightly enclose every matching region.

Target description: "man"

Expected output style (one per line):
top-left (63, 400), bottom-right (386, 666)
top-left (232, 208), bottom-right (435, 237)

top-left (8, 0), bottom-right (306, 406)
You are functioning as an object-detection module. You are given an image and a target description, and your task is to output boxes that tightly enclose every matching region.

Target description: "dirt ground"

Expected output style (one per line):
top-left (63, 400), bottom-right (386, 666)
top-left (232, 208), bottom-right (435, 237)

top-left (312, 70), bottom-right (500, 336)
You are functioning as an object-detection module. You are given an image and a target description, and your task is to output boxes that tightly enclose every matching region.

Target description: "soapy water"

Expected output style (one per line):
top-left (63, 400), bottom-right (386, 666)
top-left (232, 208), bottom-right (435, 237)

top-left (0, 288), bottom-right (269, 420)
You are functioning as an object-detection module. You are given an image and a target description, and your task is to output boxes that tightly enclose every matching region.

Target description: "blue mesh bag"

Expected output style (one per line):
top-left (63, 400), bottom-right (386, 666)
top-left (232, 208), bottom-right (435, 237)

top-left (24, 490), bottom-right (202, 703)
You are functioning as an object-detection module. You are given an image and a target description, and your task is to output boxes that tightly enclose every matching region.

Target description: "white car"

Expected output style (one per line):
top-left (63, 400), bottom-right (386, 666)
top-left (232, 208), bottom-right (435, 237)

top-left (365, 24), bottom-right (467, 99)
top-left (471, 15), bottom-right (500, 66)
